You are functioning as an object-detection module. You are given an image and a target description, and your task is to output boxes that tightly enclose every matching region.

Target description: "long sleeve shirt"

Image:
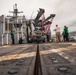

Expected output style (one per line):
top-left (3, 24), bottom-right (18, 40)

top-left (54, 27), bottom-right (60, 33)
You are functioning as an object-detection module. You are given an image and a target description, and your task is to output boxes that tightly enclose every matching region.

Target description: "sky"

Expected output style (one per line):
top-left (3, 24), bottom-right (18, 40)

top-left (0, 0), bottom-right (76, 35)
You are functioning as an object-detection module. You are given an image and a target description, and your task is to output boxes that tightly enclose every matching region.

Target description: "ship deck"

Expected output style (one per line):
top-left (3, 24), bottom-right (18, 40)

top-left (0, 42), bottom-right (76, 75)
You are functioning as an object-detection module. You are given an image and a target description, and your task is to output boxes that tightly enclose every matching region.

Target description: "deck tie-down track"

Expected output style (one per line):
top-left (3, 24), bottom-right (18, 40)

top-left (0, 43), bottom-right (76, 75)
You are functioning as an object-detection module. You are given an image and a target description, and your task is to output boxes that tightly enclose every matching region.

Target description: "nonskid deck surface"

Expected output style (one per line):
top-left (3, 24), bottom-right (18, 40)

top-left (0, 44), bottom-right (36, 75)
top-left (0, 43), bottom-right (76, 75)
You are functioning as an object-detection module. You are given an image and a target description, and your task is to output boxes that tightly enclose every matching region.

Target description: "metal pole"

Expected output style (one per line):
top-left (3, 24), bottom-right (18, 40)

top-left (17, 28), bottom-right (19, 43)
top-left (26, 25), bottom-right (29, 43)
top-left (2, 15), bottom-right (5, 45)
top-left (7, 19), bottom-right (9, 45)
top-left (2, 34), bottom-right (4, 45)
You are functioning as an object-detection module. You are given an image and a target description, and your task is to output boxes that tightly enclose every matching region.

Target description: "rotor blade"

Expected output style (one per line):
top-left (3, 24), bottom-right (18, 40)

top-left (34, 8), bottom-right (45, 23)
top-left (45, 14), bottom-right (55, 22)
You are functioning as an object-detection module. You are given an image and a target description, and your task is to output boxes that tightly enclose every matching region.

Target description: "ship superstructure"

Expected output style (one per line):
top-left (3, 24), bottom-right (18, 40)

top-left (0, 4), bottom-right (27, 45)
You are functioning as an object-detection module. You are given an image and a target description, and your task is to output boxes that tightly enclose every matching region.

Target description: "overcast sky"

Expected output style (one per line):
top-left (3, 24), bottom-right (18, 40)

top-left (0, 0), bottom-right (76, 35)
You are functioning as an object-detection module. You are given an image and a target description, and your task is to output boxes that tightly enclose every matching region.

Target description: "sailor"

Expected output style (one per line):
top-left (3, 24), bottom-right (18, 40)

top-left (54, 25), bottom-right (61, 42)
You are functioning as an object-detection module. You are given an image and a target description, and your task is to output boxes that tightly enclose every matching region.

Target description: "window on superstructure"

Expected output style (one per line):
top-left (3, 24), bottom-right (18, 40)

top-left (5, 21), bottom-right (13, 31)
